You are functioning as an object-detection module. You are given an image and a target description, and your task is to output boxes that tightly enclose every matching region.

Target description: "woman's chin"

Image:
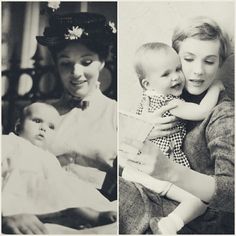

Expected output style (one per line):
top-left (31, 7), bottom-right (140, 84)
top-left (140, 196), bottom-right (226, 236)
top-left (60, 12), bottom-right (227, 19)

top-left (69, 88), bottom-right (89, 99)
top-left (185, 87), bottom-right (206, 95)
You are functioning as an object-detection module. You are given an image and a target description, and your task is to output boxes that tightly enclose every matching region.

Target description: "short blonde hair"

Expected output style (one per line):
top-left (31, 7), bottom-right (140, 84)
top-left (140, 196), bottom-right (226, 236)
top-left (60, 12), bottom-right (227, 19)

top-left (172, 16), bottom-right (231, 65)
top-left (134, 42), bottom-right (171, 88)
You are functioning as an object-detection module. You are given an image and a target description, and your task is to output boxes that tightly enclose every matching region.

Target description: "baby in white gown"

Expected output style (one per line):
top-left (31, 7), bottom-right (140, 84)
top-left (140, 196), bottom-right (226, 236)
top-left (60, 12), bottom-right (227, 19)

top-left (2, 102), bottom-right (116, 230)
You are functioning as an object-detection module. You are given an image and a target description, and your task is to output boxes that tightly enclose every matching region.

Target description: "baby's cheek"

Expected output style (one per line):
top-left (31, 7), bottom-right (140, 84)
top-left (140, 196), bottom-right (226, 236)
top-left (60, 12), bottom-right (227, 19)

top-left (45, 132), bottom-right (55, 145)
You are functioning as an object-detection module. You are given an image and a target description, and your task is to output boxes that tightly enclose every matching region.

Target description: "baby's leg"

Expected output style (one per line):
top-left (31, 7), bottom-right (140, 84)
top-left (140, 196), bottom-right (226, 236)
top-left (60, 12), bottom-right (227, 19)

top-left (122, 165), bottom-right (172, 196)
top-left (150, 185), bottom-right (207, 234)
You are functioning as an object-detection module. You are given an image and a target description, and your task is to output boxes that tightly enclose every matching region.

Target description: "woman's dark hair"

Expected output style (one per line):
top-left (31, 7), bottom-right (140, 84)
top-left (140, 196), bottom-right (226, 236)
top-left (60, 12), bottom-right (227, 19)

top-left (49, 39), bottom-right (111, 62)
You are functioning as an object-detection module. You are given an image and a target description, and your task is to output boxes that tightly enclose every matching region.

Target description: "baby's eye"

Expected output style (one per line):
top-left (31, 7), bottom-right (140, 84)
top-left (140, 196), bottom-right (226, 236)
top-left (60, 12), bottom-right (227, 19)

top-left (49, 124), bottom-right (55, 130)
top-left (176, 66), bottom-right (182, 72)
top-left (81, 59), bottom-right (93, 66)
top-left (161, 72), bottom-right (170, 77)
top-left (32, 118), bottom-right (42, 123)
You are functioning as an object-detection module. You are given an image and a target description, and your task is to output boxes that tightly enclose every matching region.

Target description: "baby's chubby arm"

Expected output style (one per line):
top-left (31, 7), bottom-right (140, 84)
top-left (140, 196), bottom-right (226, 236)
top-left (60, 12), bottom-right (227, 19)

top-left (169, 80), bottom-right (224, 121)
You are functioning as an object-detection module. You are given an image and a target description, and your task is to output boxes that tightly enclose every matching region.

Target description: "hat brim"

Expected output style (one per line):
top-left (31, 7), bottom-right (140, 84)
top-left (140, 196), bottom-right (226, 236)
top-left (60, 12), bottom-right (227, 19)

top-left (36, 36), bottom-right (68, 47)
top-left (36, 35), bottom-right (114, 48)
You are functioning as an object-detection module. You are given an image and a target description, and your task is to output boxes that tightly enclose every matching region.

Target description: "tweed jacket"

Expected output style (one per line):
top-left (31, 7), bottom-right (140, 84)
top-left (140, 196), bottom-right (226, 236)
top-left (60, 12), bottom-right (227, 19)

top-left (183, 92), bottom-right (234, 213)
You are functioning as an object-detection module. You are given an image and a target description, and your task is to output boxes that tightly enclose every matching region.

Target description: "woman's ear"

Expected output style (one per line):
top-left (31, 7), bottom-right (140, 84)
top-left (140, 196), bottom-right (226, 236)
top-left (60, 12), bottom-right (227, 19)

top-left (14, 119), bottom-right (22, 135)
top-left (141, 79), bottom-right (149, 89)
top-left (99, 61), bottom-right (105, 71)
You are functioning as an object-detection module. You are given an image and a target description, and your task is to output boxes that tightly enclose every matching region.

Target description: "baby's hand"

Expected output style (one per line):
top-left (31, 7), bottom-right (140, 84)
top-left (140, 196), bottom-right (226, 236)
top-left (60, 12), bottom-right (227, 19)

top-left (212, 79), bottom-right (225, 91)
top-left (97, 211), bottom-right (117, 226)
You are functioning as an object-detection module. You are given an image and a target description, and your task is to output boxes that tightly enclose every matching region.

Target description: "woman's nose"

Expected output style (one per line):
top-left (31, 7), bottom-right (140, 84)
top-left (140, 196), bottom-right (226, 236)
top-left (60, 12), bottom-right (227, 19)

top-left (193, 61), bottom-right (204, 75)
top-left (73, 64), bottom-right (83, 77)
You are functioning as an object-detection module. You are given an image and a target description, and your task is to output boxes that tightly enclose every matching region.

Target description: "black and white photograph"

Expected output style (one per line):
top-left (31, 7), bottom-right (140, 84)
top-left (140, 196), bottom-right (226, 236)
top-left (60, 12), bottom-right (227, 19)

top-left (1, 0), bottom-right (235, 235)
top-left (2, 1), bottom-right (117, 234)
top-left (119, 1), bottom-right (234, 234)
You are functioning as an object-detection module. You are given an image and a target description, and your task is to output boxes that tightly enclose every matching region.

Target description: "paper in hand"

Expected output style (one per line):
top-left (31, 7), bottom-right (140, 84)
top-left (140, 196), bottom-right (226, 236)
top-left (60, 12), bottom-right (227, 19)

top-left (119, 110), bottom-right (154, 155)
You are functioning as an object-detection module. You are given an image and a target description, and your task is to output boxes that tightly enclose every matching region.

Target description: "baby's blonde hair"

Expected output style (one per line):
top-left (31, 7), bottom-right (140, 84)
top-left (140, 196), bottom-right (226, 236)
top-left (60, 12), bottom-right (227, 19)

top-left (172, 16), bottom-right (231, 66)
top-left (134, 42), bottom-right (171, 89)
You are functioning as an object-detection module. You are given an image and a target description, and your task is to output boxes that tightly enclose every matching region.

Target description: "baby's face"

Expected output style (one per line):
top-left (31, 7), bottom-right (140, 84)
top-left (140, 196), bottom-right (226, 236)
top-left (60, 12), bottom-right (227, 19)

top-left (20, 104), bottom-right (60, 150)
top-left (143, 48), bottom-right (185, 96)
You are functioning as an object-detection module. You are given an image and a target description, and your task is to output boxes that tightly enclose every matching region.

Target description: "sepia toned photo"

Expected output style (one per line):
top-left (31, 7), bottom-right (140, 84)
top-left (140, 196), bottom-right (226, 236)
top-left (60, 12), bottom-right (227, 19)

top-left (2, 1), bottom-right (117, 234)
top-left (119, 1), bottom-right (234, 234)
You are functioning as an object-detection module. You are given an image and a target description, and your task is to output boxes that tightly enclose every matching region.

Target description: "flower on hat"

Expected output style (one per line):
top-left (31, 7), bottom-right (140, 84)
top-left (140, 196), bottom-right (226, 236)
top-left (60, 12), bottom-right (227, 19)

top-left (64, 26), bottom-right (88, 40)
top-left (109, 21), bottom-right (117, 34)
top-left (48, 1), bottom-right (60, 12)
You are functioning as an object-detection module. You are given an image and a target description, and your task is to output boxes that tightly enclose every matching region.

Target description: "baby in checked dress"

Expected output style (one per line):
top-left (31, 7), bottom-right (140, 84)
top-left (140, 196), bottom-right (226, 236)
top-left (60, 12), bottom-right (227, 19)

top-left (121, 42), bottom-right (223, 234)
top-left (136, 93), bottom-right (189, 167)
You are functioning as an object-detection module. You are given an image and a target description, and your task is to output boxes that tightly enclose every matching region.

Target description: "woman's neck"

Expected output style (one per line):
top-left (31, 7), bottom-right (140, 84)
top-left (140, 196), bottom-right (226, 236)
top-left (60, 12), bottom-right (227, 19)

top-left (182, 89), bottom-right (208, 104)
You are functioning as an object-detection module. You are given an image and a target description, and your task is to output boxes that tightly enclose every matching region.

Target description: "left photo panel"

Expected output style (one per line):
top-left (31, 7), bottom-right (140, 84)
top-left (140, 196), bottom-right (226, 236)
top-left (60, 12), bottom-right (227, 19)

top-left (2, 1), bottom-right (117, 234)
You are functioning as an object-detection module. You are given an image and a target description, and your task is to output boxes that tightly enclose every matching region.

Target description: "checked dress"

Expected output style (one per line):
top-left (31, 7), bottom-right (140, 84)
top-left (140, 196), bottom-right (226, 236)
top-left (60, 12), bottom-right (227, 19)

top-left (136, 92), bottom-right (190, 167)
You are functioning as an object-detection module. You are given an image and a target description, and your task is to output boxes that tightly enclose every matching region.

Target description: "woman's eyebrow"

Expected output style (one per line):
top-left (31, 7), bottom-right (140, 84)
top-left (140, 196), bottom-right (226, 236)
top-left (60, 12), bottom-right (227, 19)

top-left (205, 55), bottom-right (218, 58)
top-left (58, 54), bottom-right (70, 59)
top-left (81, 53), bottom-right (96, 58)
top-left (182, 52), bottom-right (195, 56)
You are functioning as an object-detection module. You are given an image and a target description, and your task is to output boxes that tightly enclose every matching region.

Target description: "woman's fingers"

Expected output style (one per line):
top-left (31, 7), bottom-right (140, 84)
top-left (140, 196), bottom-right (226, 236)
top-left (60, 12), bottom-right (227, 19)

top-left (158, 102), bottom-right (178, 115)
top-left (158, 115), bottom-right (178, 124)
top-left (149, 126), bottom-right (179, 139)
top-left (150, 102), bottom-right (178, 119)
top-left (34, 219), bottom-right (48, 234)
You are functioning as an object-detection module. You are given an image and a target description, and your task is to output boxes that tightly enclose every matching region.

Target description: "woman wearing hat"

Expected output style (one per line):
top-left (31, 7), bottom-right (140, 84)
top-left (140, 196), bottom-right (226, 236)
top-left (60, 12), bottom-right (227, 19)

top-left (2, 12), bottom-right (117, 234)
top-left (37, 12), bottom-right (117, 194)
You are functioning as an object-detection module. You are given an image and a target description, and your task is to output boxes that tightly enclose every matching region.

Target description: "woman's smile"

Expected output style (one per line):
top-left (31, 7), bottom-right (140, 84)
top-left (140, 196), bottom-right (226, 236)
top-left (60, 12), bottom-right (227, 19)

top-left (188, 79), bottom-right (205, 87)
top-left (57, 42), bottom-right (104, 99)
top-left (70, 79), bottom-right (87, 87)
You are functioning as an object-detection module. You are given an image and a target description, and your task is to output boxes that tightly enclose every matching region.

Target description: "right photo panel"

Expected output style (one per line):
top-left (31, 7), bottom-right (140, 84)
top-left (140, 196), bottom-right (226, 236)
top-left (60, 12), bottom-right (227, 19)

top-left (119, 1), bottom-right (234, 234)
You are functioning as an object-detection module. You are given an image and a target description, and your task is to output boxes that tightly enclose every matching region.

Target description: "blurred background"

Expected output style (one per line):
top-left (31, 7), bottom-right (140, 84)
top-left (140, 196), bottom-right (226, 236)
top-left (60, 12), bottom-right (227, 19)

top-left (119, 1), bottom-right (235, 111)
top-left (2, 1), bottom-right (117, 134)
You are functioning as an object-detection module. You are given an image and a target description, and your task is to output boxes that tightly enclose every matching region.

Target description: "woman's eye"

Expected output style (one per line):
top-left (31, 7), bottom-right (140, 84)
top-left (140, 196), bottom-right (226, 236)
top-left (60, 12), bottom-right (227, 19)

top-left (205, 60), bottom-right (215, 65)
top-left (81, 59), bottom-right (93, 66)
top-left (184, 58), bottom-right (193, 62)
top-left (59, 61), bottom-right (72, 67)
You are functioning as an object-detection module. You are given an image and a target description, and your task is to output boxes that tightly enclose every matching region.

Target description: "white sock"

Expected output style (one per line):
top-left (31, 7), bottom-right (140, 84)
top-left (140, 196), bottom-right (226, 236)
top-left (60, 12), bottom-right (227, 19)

top-left (158, 213), bottom-right (184, 234)
top-left (169, 212), bottom-right (184, 231)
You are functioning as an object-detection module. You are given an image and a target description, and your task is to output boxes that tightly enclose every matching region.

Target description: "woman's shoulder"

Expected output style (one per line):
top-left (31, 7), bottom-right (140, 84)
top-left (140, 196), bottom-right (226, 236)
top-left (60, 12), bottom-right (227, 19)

top-left (211, 92), bottom-right (234, 118)
top-left (96, 92), bottom-right (117, 111)
top-left (99, 92), bottom-right (117, 104)
top-left (205, 92), bottom-right (234, 134)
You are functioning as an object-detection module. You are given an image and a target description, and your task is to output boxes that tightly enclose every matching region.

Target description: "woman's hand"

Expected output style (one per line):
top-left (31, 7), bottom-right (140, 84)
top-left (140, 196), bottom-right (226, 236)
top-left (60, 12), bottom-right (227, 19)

top-left (97, 211), bottom-right (117, 226)
top-left (147, 103), bottom-right (179, 139)
top-left (126, 140), bottom-right (173, 179)
top-left (2, 214), bottom-right (48, 234)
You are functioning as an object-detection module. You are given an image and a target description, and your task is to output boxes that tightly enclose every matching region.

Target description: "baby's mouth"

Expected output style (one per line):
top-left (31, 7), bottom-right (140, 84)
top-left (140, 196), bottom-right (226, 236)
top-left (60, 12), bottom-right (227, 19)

top-left (171, 82), bottom-right (182, 90)
top-left (37, 133), bottom-right (45, 140)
